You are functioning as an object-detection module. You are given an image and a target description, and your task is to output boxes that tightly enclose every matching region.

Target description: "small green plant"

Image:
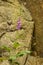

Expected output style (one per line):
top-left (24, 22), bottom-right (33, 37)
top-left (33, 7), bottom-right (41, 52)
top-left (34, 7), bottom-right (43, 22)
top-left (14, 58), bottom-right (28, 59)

top-left (13, 42), bottom-right (20, 49)
top-left (0, 45), bottom-right (11, 52)
top-left (0, 42), bottom-right (32, 65)
top-left (9, 50), bottom-right (31, 65)
top-left (9, 50), bottom-right (31, 60)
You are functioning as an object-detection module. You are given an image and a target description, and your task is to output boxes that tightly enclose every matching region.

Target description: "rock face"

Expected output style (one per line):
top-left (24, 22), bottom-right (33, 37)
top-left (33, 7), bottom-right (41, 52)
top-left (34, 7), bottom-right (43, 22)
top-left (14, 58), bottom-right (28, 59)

top-left (25, 0), bottom-right (43, 57)
top-left (0, 0), bottom-right (34, 65)
top-left (0, 0), bottom-right (33, 46)
top-left (26, 56), bottom-right (43, 65)
top-left (0, 60), bottom-right (10, 65)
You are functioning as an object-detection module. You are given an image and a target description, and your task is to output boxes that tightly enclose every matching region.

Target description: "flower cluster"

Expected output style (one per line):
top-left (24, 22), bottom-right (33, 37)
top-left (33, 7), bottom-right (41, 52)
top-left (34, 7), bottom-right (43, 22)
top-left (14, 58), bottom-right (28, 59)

top-left (17, 18), bottom-right (21, 30)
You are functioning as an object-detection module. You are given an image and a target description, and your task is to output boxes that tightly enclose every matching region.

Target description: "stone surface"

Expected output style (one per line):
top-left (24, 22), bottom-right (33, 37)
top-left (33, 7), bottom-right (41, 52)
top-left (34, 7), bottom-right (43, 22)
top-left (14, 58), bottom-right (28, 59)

top-left (24, 0), bottom-right (43, 57)
top-left (25, 56), bottom-right (43, 65)
top-left (0, 0), bottom-right (34, 65)
top-left (0, 22), bottom-right (34, 65)
top-left (0, 60), bottom-right (10, 65)
top-left (0, 0), bottom-right (33, 37)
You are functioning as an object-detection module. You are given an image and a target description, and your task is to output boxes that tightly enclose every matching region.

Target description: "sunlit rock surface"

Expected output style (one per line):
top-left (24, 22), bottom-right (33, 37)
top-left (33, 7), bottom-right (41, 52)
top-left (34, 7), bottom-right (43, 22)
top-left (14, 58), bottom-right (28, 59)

top-left (0, 0), bottom-right (34, 65)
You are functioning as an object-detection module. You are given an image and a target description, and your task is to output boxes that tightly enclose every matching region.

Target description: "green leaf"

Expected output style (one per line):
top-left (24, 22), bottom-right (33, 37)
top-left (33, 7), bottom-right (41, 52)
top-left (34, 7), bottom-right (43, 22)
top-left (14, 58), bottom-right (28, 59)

top-left (16, 50), bottom-right (31, 57)
top-left (9, 50), bottom-right (31, 62)
top-left (1, 45), bottom-right (11, 52)
top-left (9, 55), bottom-right (17, 61)
top-left (13, 42), bottom-right (20, 49)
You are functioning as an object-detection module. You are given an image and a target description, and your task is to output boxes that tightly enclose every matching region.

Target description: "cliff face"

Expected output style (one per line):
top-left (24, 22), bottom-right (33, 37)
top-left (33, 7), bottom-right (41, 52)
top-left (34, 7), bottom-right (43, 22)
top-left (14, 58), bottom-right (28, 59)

top-left (0, 0), bottom-right (43, 65)
top-left (0, 0), bottom-right (34, 65)
top-left (0, 0), bottom-right (32, 38)
top-left (24, 0), bottom-right (43, 57)
top-left (0, 0), bottom-right (33, 46)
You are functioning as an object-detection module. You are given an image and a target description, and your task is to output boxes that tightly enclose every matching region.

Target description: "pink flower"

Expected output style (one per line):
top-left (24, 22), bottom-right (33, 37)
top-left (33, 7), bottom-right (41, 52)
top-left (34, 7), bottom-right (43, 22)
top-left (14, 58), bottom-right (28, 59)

top-left (17, 18), bottom-right (21, 30)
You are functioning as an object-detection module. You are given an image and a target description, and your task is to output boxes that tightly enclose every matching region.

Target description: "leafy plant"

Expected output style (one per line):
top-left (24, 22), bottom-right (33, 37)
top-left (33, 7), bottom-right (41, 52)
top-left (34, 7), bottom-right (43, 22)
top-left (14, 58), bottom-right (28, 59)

top-left (16, 50), bottom-right (31, 57)
top-left (9, 50), bottom-right (31, 65)
top-left (0, 42), bottom-right (20, 52)
top-left (0, 45), bottom-right (11, 52)
top-left (0, 42), bottom-right (32, 65)
top-left (13, 42), bottom-right (20, 49)
top-left (9, 50), bottom-right (31, 61)
top-left (0, 57), bottom-right (7, 62)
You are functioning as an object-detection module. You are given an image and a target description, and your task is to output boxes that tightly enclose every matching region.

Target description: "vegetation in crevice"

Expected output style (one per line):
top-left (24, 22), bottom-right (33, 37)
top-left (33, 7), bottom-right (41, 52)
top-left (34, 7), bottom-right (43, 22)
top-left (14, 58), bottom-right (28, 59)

top-left (0, 41), bottom-right (31, 65)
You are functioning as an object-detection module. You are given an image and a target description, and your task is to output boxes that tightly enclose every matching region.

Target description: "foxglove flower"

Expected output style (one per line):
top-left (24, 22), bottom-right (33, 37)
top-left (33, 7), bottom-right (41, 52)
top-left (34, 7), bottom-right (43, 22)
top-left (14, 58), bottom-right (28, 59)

top-left (17, 18), bottom-right (21, 30)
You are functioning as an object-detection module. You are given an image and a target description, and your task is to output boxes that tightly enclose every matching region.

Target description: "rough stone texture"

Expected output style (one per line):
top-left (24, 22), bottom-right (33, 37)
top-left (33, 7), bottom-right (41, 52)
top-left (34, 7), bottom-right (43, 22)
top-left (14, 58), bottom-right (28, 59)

top-left (0, 22), bottom-right (34, 65)
top-left (24, 0), bottom-right (43, 57)
top-left (0, 60), bottom-right (10, 65)
top-left (25, 55), bottom-right (43, 65)
top-left (0, 22), bottom-right (34, 47)
top-left (0, 0), bottom-right (33, 37)
top-left (0, 0), bottom-right (34, 65)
